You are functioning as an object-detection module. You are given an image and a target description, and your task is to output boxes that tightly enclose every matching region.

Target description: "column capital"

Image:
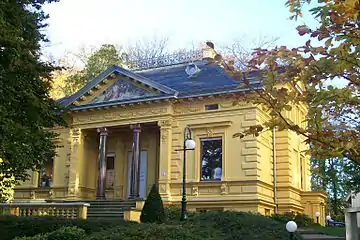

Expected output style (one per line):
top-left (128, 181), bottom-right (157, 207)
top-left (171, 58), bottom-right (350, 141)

top-left (158, 119), bottom-right (173, 128)
top-left (130, 124), bottom-right (141, 132)
top-left (97, 127), bottom-right (108, 136)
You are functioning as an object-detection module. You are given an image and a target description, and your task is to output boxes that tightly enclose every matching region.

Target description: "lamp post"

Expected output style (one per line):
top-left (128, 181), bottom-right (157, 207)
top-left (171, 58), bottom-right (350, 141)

top-left (315, 211), bottom-right (320, 224)
top-left (286, 221), bottom-right (298, 240)
top-left (180, 126), bottom-right (196, 221)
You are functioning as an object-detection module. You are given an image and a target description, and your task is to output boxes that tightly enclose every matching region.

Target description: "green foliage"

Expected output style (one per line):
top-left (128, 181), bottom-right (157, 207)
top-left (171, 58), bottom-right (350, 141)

top-left (14, 226), bottom-right (86, 240)
top-left (90, 211), bottom-right (290, 240)
top-left (89, 223), bottom-right (222, 240)
top-left (64, 44), bottom-right (125, 95)
top-left (270, 212), bottom-right (313, 227)
top-left (311, 157), bottom-right (356, 220)
top-left (45, 226), bottom-right (86, 240)
top-left (0, 216), bottom-right (122, 240)
top-left (3, 211), bottom-right (294, 240)
top-left (0, 0), bottom-right (66, 183)
top-left (0, 171), bottom-right (15, 203)
top-left (164, 206), bottom-right (199, 223)
top-left (140, 184), bottom-right (166, 223)
top-left (211, 0), bottom-right (360, 165)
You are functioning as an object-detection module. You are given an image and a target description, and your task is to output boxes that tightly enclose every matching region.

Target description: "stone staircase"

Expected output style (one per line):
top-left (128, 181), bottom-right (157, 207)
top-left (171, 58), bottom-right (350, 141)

top-left (85, 200), bottom-right (137, 220)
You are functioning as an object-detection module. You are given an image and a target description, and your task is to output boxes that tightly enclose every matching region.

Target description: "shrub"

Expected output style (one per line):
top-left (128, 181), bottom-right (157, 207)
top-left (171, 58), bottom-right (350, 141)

top-left (269, 212), bottom-right (295, 223)
top-left (0, 215), bottom-right (123, 240)
top-left (46, 226), bottom-right (86, 240)
top-left (89, 222), bottom-right (223, 240)
top-left (164, 206), bottom-right (199, 223)
top-left (189, 211), bottom-right (290, 240)
top-left (270, 212), bottom-right (313, 227)
top-left (140, 184), bottom-right (165, 223)
top-left (14, 226), bottom-right (86, 240)
top-left (294, 213), bottom-right (314, 227)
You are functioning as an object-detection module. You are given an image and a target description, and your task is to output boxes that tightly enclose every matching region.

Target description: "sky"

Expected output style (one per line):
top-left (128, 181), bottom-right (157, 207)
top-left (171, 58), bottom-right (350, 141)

top-left (42, 0), bottom-right (318, 60)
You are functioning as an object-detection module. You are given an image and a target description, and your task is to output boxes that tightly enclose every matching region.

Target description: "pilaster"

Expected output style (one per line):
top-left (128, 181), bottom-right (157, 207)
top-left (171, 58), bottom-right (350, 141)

top-left (157, 119), bottom-right (173, 201)
top-left (67, 128), bottom-right (83, 199)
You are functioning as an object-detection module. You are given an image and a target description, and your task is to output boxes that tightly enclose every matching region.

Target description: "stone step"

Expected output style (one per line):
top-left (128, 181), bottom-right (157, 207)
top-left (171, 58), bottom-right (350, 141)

top-left (88, 204), bottom-right (135, 208)
top-left (88, 207), bottom-right (131, 211)
top-left (88, 211), bottom-right (124, 216)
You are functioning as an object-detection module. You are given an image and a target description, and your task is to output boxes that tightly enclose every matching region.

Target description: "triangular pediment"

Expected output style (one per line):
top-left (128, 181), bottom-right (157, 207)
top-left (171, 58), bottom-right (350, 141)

top-left (88, 79), bottom-right (156, 104)
top-left (63, 65), bottom-right (178, 108)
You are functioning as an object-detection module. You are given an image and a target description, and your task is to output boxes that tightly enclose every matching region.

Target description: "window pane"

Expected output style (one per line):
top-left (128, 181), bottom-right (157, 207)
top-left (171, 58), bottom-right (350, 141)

top-left (200, 138), bottom-right (222, 181)
top-left (106, 156), bottom-right (115, 188)
top-left (106, 156), bottom-right (115, 170)
top-left (39, 159), bottom-right (53, 187)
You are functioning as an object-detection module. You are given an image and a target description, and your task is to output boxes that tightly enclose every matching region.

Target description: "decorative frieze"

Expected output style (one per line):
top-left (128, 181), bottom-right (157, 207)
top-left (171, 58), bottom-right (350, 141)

top-left (73, 107), bottom-right (168, 124)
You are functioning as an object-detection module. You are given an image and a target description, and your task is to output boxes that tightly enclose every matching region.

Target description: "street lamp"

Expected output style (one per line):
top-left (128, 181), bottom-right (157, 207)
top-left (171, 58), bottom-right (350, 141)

top-left (180, 126), bottom-right (195, 221)
top-left (326, 215), bottom-right (332, 226)
top-left (286, 221), bottom-right (298, 240)
top-left (315, 211), bottom-right (320, 224)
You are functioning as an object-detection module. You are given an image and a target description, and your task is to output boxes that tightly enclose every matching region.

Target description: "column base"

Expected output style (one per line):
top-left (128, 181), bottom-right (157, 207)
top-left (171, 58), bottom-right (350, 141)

top-left (96, 195), bottom-right (106, 200)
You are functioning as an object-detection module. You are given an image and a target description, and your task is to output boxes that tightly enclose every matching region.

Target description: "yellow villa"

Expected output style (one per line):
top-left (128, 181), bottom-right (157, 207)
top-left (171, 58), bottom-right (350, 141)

top-left (14, 47), bottom-right (326, 223)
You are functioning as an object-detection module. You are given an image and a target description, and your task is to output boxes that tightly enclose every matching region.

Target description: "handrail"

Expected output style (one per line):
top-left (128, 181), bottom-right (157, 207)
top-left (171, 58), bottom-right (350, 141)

top-left (0, 202), bottom-right (90, 207)
top-left (0, 202), bottom-right (90, 219)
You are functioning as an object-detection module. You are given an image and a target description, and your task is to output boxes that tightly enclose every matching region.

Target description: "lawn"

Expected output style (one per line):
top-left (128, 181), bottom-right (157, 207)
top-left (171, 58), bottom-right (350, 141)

top-left (1, 209), bottom-right (294, 240)
top-left (309, 224), bottom-right (360, 238)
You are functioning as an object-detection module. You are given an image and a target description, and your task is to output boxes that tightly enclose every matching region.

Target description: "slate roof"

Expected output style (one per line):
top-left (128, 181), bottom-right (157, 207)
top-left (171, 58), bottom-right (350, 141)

top-left (58, 60), bottom-right (262, 110)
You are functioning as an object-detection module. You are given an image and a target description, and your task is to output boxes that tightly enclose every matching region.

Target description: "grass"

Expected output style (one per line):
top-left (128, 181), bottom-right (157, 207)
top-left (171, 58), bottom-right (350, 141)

top-left (309, 224), bottom-right (360, 238)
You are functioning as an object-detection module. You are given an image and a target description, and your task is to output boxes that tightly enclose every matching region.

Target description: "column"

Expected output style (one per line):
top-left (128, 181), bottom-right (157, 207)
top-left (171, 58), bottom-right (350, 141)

top-left (96, 127), bottom-right (108, 199)
top-left (129, 124), bottom-right (141, 199)
top-left (67, 128), bottom-right (83, 199)
top-left (157, 120), bottom-right (173, 201)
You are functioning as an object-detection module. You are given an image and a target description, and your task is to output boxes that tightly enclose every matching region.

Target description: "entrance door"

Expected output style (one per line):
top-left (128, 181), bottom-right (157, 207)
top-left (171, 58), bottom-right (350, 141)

top-left (127, 151), bottom-right (147, 198)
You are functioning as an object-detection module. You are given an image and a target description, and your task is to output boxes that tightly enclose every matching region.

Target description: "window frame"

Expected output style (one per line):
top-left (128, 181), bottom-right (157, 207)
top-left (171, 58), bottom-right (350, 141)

top-left (105, 152), bottom-right (115, 189)
top-left (199, 136), bottom-right (223, 182)
top-left (38, 158), bottom-right (54, 188)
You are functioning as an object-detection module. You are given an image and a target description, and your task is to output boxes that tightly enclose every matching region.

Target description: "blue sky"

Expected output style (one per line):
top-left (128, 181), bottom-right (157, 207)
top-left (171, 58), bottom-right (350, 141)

top-left (42, 0), bottom-right (317, 59)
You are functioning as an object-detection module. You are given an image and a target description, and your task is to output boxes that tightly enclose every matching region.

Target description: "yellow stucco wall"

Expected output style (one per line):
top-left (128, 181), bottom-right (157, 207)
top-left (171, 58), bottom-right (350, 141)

top-left (14, 94), bottom-right (326, 222)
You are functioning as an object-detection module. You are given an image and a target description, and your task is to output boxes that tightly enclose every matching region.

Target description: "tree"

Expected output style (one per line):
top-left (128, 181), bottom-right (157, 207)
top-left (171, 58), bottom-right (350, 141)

top-left (310, 157), bottom-right (360, 220)
top-left (0, 0), bottom-right (66, 193)
top-left (60, 37), bottom-right (169, 95)
top-left (140, 184), bottom-right (166, 223)
top-left (123, 36), bottom-right (169, 67)
top-left (63, 44), bottom-right (126, 95)
top-left (208, 0), bottom-right (360, 164)
top-left (219, 35), bottom-right (279, 70)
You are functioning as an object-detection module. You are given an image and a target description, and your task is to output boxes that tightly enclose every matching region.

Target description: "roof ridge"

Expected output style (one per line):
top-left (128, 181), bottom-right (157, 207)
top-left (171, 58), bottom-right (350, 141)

top-left (135, 59), bottom-right (208, 73)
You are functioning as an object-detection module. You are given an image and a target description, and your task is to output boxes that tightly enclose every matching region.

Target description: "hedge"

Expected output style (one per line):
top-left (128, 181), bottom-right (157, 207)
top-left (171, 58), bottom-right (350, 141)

top-left (2, 210), bottom-right (295, 240)
top-left (89, 211), bottom-right (290, 240)
top-left (0, 215), bottom-right (126, 240)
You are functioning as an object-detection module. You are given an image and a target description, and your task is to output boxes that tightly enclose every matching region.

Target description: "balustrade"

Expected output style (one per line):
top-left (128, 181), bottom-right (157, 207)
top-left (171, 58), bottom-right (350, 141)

top-left (0, 202), bottom-right (89, 219)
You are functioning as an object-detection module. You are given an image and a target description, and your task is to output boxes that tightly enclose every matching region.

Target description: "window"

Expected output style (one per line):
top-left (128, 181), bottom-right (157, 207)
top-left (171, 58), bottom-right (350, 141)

top-left (200, 137), bottom-right (222, 181)
top-left (106, 154), bottom-right (115, 189)
top-left (39, 159), bottom-right (53, 187)
top-left (205, 104), bottom-right (219, 111)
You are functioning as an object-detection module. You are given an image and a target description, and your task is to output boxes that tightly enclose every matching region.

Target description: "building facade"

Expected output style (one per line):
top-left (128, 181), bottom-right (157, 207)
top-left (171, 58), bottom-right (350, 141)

top-left (14, 50), bottom-right (326, 223)
top-left (347, 192), bottom-right (360, 227)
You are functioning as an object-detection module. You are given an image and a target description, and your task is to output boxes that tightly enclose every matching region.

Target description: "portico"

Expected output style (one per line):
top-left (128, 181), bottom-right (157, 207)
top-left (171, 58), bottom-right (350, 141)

top-left (75, 121), bottom-right (165, 201)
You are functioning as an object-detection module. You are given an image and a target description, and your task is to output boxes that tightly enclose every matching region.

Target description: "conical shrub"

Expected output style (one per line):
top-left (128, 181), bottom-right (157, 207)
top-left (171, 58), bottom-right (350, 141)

top-left (140, 184), bottom-right (166, 223)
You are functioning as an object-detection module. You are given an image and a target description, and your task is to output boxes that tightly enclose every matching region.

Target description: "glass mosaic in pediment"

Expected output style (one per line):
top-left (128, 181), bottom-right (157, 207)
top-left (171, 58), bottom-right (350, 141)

top-left (89, 80), bottom-right (156, 104)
